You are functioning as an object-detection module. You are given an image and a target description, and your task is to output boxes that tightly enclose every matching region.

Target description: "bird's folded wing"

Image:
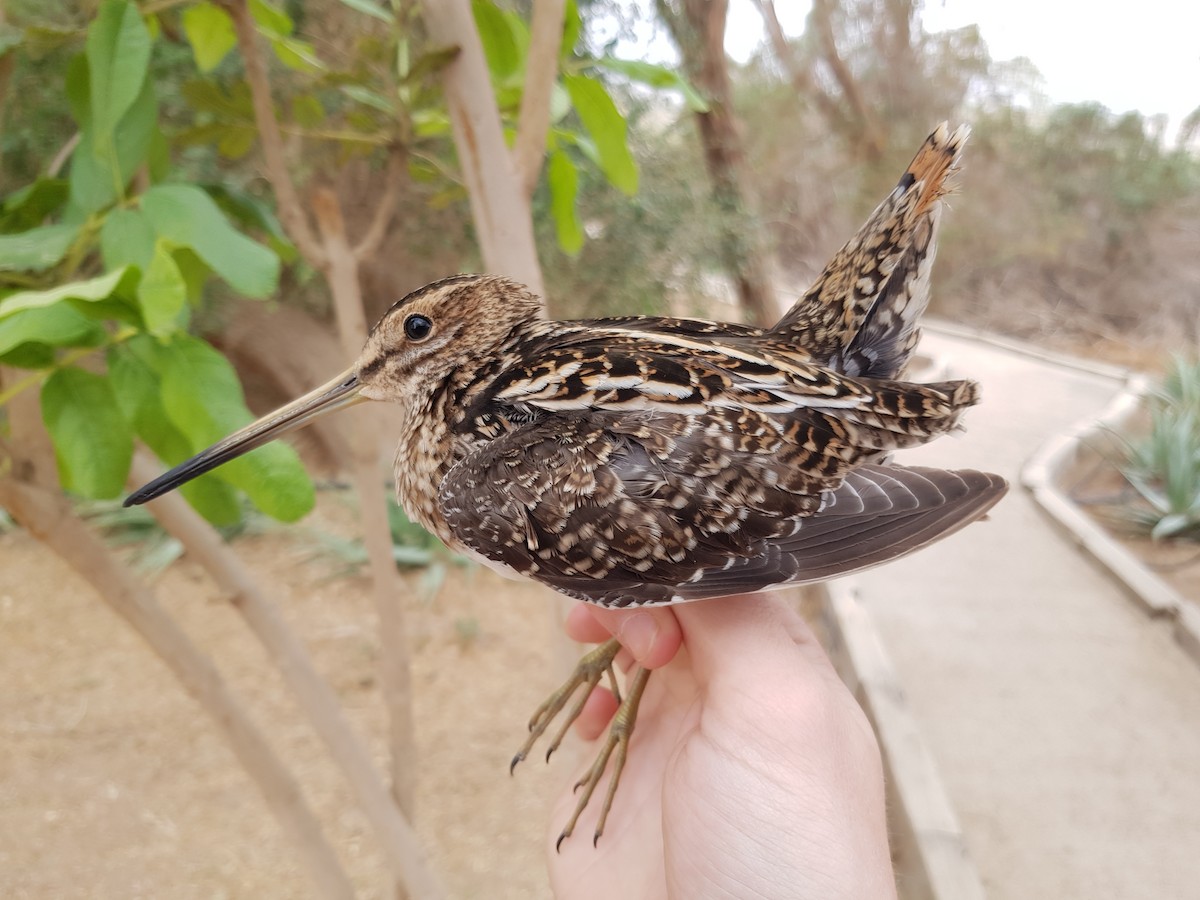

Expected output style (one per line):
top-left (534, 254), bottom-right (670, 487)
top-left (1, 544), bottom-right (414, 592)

top-left (439, 412), bottom-right (1005, 608)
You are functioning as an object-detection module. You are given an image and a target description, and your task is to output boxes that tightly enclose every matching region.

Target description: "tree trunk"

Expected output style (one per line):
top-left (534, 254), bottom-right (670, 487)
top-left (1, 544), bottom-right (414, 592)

top-left (419, 0), bottom-right (545, 295)
top-left (658, 0), bottom-right (777, 326)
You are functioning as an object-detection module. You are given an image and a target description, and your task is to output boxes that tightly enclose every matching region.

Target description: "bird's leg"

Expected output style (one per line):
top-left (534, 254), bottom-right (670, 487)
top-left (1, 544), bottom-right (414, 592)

top-left (510, 638), bottom-right (652, 847)
top-left (557, 664), bottom-right (651, 850)
top-left (511, 638), bottom-right (622, 773)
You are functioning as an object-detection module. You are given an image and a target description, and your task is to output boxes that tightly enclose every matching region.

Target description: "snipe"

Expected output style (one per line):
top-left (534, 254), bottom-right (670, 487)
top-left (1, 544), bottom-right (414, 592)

top-left (127, 123), bottom-right (1006, 847)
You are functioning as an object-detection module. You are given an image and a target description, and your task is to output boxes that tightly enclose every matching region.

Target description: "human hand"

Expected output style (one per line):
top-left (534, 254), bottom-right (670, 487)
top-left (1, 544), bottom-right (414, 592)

top-left (546, 594), bottom-right (897, 900)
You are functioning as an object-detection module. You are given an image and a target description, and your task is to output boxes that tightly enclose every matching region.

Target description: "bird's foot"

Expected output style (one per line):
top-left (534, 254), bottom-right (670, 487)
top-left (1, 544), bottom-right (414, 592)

top-left (556, 665), bottom-right (650, 850)
top-left (510, 638), bottom-right (651, 848)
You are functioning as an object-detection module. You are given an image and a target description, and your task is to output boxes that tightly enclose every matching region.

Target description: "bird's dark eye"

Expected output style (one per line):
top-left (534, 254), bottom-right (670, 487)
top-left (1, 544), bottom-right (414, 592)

top-left (404, 314), bottom-right (432, 341)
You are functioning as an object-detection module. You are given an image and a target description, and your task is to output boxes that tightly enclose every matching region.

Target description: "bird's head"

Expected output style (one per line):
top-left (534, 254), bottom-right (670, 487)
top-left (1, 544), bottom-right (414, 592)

top-left (123, 274), bottom-right (543, 507)
top-left (356, 273), bottom-right (542, 405)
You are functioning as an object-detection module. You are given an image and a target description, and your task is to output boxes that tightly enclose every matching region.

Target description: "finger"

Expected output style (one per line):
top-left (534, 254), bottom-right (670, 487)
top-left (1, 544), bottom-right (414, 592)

top-left (588, 606), bottom-right (683, 670)
top-left (573, 685), bottom-right (619, 741)
top-left (615, 646), bottom-right (634, 673)
top-left (674, 594), bottom-right (830, 680)
top-left (564, 603), bottom-right (612, 644)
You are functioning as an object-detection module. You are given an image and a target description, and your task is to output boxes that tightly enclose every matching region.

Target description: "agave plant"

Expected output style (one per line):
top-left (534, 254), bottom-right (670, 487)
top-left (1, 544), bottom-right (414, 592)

top-left (1119, 357), bottom-right (1200, 541)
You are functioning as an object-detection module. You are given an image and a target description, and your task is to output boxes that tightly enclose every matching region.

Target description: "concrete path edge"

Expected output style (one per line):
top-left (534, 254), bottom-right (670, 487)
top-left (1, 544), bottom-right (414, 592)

top-left (821, 580), bottom-right (988, 900)
top-left (1020, 372), bottom-right (1200, 666)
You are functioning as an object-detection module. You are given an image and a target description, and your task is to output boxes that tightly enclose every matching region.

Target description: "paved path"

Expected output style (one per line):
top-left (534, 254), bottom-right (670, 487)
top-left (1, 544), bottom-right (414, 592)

top-left (852, 329), bottom-right (1200, 900)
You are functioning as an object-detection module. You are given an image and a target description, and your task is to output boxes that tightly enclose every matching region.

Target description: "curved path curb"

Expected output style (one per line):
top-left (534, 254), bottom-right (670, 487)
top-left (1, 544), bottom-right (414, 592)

top-left (1020, 373), bottom-right (1200, 665)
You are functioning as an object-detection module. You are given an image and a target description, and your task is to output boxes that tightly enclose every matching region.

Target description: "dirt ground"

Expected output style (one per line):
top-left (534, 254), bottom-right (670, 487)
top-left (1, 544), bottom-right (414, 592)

top-left (0, 491), bottom-right (575, 899)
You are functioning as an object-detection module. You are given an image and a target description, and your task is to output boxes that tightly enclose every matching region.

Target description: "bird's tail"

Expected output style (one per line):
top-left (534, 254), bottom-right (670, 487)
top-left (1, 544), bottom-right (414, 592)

top-left (772, 123), bottom-right (970, 380)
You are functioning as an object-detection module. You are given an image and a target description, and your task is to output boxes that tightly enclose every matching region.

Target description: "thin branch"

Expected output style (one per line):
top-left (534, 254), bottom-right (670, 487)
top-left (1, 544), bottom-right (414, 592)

top-left (811, 0), bottom-right (884, 159)
top-left (512, 0), bottom-right (566, 199)
top-left (750, 0), bottom-right (853, 140)
top-left (280, 125), bottom-right (391, 145)
top-left (223, 0), bottom-right (328, 270)
top-left (312, 187), bottom-right (419, 820)
top-left (353, 145), bottom-right (407, 262)
top-left (131, 451), bottom-right (445, 900)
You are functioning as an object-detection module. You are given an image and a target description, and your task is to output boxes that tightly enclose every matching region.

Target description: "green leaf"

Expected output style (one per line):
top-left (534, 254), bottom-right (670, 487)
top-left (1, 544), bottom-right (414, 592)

top-left (147, 128), bottom-right (171, 183)
top-left (592, 57), bottom-right (710, 112)
top-left (412, 108), bottom-right (451, 138)
top-left (0, 268), bottom-right (134, 319)
top-left (86, 1), bottom-right (151, 155)
top-left (42, 367), bottom-right (133, 499)
top-left (561, 0), bottom-right (581, 60)
top-left (203, 184), bottom-right (294, 264)
top-left (110, 339), bottom-right (241, 525)
top-left (0, 22), bottom-right (25, 59)
top-left (141, 184), bottom-right (279, 298)
top-left (180, 78), bottom-right (254, 119)
top-left (217, 126), bottom-right (257, 159)
top-left (335, 0), bottom-right (392, 22)
top-left (69, 71), bottom-right (158, 215)
top-left (0, 305), bottom-right (105, 364)
top-left (400, 45), bottom-right (460, 85)
top-left (342, 85), bottom-right (393, 113)
top-left (472, 0), bottom-right (522, 85)
top-left (291, 94), bottom-right (325, 128)
top-left (158, 335), bottom-right (314, 521)
top-left (0, 224), bottom-right (80, 272)
top-left (271, 36), bottom-right (323, 72)
top-left (172, 248), bottom-right (211, 304)
top-left (549, 82), bottom-right (570, 124)
top-left (249, 0), bottom-right (294, 36)
top-left (1, 179), bottom-right (69, 233)
top-left (138, 241), bottom-right (187, 335)
top-left (100, 207), bottom-right (156, 270)
top-left (547, 150), bottom-right (583, 255)
top-left (563, 75), bottom-right (638, 194)
top-left (182, 2), bottom-right (236, 72)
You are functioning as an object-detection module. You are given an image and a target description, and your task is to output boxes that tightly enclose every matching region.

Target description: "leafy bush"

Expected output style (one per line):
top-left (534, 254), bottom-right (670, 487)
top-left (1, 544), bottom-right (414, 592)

top-left (1, 0), bottom-right (313, 526)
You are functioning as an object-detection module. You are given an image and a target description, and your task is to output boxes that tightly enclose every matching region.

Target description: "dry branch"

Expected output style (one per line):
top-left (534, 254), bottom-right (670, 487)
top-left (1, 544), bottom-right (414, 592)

top-left (130, 452), bottom-right (444, 900)
top-left (513, 0), bottom-right (567, 199)
top-left (811, 0), bottom-right (885, 159)
top-left (312, 188), bottom-right (419, 819)
top-left (224, 0), bottom-right (327, 269)
top-left (751, 0), bottom-right (856, 145)
top-left (354, 146), bottom-right (407, 262)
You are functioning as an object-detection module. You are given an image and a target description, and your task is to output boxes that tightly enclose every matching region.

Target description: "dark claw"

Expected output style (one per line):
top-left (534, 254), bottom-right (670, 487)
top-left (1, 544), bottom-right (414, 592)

top-left (555, 831), bottom-right (568, 854)
top-left (509, 753), bottom-right (524, 775)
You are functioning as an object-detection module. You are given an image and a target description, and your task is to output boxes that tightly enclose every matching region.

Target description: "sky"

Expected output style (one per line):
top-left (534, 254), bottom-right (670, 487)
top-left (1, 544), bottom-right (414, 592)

top-left (721, 0), bottom-right (1199, 132)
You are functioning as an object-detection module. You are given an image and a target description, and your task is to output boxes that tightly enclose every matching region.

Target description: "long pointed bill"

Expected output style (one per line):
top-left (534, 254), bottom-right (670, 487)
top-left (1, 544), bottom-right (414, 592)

top-left (124, 369), bottom-right (365, 507)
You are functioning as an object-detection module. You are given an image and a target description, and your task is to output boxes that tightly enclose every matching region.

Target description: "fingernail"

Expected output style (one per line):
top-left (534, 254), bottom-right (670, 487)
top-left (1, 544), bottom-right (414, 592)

top-left (618, 613), bottom-right (659, 662)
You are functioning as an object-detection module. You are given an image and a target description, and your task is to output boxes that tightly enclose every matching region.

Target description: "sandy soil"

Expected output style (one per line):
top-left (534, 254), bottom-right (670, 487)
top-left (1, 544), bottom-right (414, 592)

top-left (0, 491), bottom-right (573, 899)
